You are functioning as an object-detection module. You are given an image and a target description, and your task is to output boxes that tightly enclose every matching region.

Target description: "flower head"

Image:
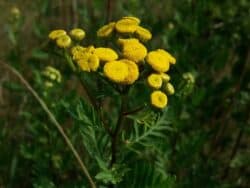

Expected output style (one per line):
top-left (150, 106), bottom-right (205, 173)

top-left (70, 28), bottom-right (86, 40)
top-left (42, 66), bottom-right (62, 83)
top-left (146, 51), bottom-right (170, 72)
top-left (115, 18), bottom-right (139, 33)
top-left (157, 49), bottom-right (176, 65)
top-left (76, 53), bottom-right (99, 72)
top-left (119, 59), bottom-right (139, 84)
top-left (150, 91), bottom-right (168, 109)
top-left (164, 83), bottom-right (175, 95)
top-left (97, 22), bottom-right (116, 37)
top-left (122, 16), bottom-right (140, 24)
top-left (49, 29), bottom-right (67, 40)
top-left (119, 38), bottom-right (147, 63)
top-left (88, 54), bottom-right (100, 71)
top-left (160, 73), bottom-right (171, 82)
top-left (135, 26), bottom-right (152, 42)
top-left (147, 74), bottom-right (163, 89)
top-left (104, 61), bottom-right (129, 83)
top-left (77, 59), bottom-right (90, 72)
top-left (94, 47), bottom-right (118, 62)
top-left (56, 35), bottom-right (71, 48)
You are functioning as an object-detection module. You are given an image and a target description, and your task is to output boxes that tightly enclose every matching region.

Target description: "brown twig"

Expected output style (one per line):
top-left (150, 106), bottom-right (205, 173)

top-left (1, 61), bottom-right (96, 188)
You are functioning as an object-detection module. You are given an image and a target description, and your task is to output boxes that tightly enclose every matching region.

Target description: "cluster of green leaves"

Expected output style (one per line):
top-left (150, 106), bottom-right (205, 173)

top-left (1, 0), bottom-right (250, 187)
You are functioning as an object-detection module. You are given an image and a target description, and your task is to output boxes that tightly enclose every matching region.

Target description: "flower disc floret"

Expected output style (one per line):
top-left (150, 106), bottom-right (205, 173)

top-left (49, 29), bottom-right (66, 40)
top-left (56, 35), bottom-right (71, 48)
top-left (150, 91), bottom-right (168, 109)
top-left (94, 47), bottom-right (118, 62)
top-left (88, 54), bottom-right (100, 71)
top-left (119, 59), bottom-right (139, 84)
top-left (97, 22), bottom-right (116, 37)
top-left (70, 28), bottom-right (86, 40)
top-left (104, 61), bottom-right (129, 83)
top-left (147, 74), bottom-right (163, 89)
top-left (115, 18), bottom-right (139, 33)
top-left (135, 26), bottom-right (152, 41)
top-left (146, 51), bottom-right (170, 72)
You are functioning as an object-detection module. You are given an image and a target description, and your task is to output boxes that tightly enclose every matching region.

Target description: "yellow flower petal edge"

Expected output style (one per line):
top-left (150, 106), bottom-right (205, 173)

top-left (146, 51), bottom-right (170, 72)
top-left (94, 47), bottom-right (118, 62)
top-left (160, 73), bottom-right (171, 82)
top-left (56, 35), bottom-right (71, 48)
top-left (97, 22), bottom-right (116, 37)
top-left (70, 28), bottom-right (86, 41)
top-left (157, 49), bottom-right (176, 65)
top-left (135, 26), bottom-right (152, 42)
top-left (77, 59), bottom-right (90, 72)
top-left (119, 59), bottom-right (139, 84)
top-left (120, 39), bottom-right (147, 63)
top-left (49, 29), bottom-right (66, 40)
top-left (115, 18), bottom-right (139, 33)
top-left (122, 16), bottom-right (140, 24)
top-left (103, 61), bottom-right (129, 83)
top-left (88, 54), bottom-right (100, 71)
top-left (150, 90), bottom-right (168, 109)
top-left (147, 73), bottom-right (163, 89)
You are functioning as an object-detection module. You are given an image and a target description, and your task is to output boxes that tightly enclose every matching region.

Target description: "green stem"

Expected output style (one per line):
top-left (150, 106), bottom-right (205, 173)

top-left (64, 51), bottom-right (76, 72)
top-left (110, 94), bottom-right (126, 167)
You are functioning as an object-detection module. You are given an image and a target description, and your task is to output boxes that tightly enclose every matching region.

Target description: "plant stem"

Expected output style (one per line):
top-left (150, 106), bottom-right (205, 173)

top-left (1, 61), bottom-right (96, 188)
top-left (110, 94), bottom-right (126, 167)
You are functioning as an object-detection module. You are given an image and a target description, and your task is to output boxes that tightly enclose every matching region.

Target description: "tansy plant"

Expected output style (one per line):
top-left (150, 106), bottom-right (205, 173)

top-left (48, 16), bottom-right (177, 186)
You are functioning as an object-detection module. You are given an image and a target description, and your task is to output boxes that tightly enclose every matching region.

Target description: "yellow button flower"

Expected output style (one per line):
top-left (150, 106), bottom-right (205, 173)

top-left (160, 73), bottom-right (171, 82)
top-left (48, 29), bottom-right (66, 40)
top-left (165, 83), bottom-right (175, 95)
top-left (122, 16), bottom-right (140, 24)
top-left (70, 28), bottom-right (86, 41)
top-left (120, 38), bottom-right (147, 63)
top-left (147, 74), bottom-right (163, 89)
top-left (71, 45), bottom-right (86, 55)
top-left (76, 53), bottom-right (99, 72)
top-left (94, 47), bottom-right (118, 62)
top-left (117, 38), bottom-right (139, 45)
top-left (150, 91), bottom-right (168, 109)
top-left (97, 22), bottom-right (116, 37)
top-left (115, 18), bottom-right (139, 33)
top-left (146, 51), bottom-right (170, 72)
top-left (157, 49), bottom-right (176, 65)
top-left (56, 35), bottom-right (71, 48)
top-left (135, 26), bottom-right (152, 42)
top-left (119, 59), bottom-right (139, 84)
top-left (103, 61), bottom-right (129, 83)
top-left (77, 59), bottom-right (90, 72)
top-left (88, 54), bottom-right (100, 71)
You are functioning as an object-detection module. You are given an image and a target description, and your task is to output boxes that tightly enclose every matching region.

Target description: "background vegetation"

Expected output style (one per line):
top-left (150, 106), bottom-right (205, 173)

top-left (0, 0), bottom-right (250, 187)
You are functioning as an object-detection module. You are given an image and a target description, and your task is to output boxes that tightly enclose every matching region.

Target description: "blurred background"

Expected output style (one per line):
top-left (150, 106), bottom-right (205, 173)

top-left (0, 0), bottom-right (250, 187)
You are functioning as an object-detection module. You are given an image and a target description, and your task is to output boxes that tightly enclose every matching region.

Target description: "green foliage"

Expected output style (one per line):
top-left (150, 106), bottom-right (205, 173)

top-left (1, 0), bottom-right (250, 188)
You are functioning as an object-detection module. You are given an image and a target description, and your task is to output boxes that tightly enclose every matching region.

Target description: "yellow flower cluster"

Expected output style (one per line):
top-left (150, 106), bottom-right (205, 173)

top-left (97, 16), bottom-right (152, 42)
top-left (48, 28), bottom-right (86, 48)
top-left (48, 16), bottom-right (177, 109)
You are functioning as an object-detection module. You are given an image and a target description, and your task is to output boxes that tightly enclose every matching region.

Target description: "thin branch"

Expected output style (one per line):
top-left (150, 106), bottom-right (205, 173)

top-left (1, 61), bottom-right (96, 188)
